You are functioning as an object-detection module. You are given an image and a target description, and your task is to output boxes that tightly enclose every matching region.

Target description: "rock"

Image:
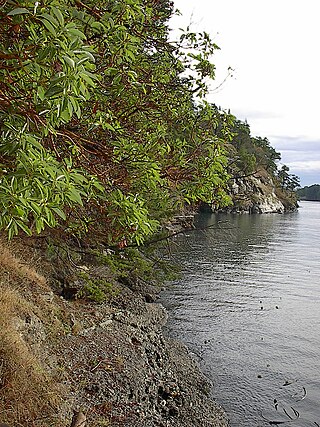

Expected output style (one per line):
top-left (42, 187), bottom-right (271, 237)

top-left (99, 319), bottom-right (112, 328)
top-left (70, 410), bottom-right (86, 427)
top-left (216, 174), bottom-right (292, 214)
top-left (145, 293), bottom-right (157, 303)
top-left (57, 287), bottom-right (228, 427)
top-left (78, 325), bottom-right (96, 336)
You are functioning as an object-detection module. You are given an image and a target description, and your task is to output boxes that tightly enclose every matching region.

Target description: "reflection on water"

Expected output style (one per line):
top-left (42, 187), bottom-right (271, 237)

top-left (161, 202), bottom-right (320, 426)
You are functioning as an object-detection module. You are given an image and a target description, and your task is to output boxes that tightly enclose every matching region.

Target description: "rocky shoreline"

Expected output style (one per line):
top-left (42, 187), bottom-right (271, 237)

top-left (55, 271), bottom-right (229, 426)
top-left (202, 173), bottom-right (298, 215)
top-left (0, 239), bottom-right (229, 427)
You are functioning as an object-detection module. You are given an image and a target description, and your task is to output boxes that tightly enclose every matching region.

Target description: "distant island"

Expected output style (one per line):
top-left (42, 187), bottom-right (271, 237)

top-left (296, 184), bottom-right (320, 201)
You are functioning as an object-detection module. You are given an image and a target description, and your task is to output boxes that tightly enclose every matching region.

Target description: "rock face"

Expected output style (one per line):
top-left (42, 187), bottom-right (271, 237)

top-left (208, 173), bottom-right (297, 214)
top-left (231, 176), bottom-right (285, 214)
top-left (251, 192), bottom-right (285, 214)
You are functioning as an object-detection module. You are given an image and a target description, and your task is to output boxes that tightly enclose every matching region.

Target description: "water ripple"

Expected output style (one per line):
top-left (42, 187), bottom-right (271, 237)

top-left (162, 202), bottom-right (320, 427)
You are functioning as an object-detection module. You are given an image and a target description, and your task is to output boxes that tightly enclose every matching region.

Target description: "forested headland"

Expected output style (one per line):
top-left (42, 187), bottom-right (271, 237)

top-left (0, 1), bottom-right (300, 426)
top-left (296, 184), bottom-right (320, 201)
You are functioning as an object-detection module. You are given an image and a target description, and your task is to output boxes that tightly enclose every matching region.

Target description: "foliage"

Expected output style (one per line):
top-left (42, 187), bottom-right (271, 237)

top-left (0, 0), bottom-right (233, 244)
top-left (296, 184), bottom-right (320, 201)
top-left (213, 116), bottom-right (300, 209)
top-left (95, 246), bottom-right (175, 286)
top-left (277, 165), bottom-right (300, 191)
top-left (78, 272), bottom-right (116, 303)
top-left (223, 118), bottom-right (281, 177)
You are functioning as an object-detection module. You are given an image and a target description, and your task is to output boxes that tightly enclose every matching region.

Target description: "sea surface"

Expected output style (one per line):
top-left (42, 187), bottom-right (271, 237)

top-left (161, 201), bottom-right (320, 426)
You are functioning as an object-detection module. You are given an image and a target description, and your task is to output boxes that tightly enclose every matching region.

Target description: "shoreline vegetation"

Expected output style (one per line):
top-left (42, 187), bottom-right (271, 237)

top-left (0, 0), bottom-right (300, 425)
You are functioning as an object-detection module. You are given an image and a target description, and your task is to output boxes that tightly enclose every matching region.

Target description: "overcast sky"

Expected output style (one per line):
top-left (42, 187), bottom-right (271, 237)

top-left (171, 0), bottom-right (320, 186)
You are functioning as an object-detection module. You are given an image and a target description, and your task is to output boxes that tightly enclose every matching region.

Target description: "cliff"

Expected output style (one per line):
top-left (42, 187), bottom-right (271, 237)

top-left (205, 171), bottom-right (298, 214)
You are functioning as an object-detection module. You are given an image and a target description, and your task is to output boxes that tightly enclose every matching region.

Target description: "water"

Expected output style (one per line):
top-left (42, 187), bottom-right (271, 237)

top-left (161, 201), bottom-right (320, 426)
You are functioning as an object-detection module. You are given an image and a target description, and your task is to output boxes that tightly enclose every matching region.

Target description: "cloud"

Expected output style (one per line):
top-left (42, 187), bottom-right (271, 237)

top-left (269, 136), bottom-right (320, 185)
top-left (171, 0), bottom-right (320, 186)
top-left (280, 155), bottom-right (320, 186)
top-left (286, 160), bottom-right (320, 172)
top-left (294, 170), bottom-right (320, 187)
top-left (229, 108), bottom-right (282, 121)
top-left (280, 150), bottom-right (320, 163)
top-left (271, 136), bottom-right (320, 153)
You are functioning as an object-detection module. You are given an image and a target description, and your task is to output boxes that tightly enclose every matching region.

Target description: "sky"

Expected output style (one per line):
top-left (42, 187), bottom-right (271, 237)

top-left (170, 0), bottom-right (320, 186)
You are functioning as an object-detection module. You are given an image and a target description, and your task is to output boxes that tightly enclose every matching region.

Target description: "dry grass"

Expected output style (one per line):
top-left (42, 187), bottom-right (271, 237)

top-left (0, 240), bottom-right (65, 426)
top-left (0, 239), bottom-right (47, 289)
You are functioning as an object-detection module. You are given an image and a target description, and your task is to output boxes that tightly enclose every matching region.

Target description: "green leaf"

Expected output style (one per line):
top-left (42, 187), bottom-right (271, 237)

top-left (67, 28), bottom-right (86, 40)
top-left (30, 202), bottom-right (42, 216)
top-left (40, 18), bottom-right (57, 37)
top-left (25, 135), bottom-right (43, 150)
top-left (51, 7), bottom-right (64, 27)
top-left (39, 13), bottom-right (59, 28)
top-left (7, 8), bottom-right (30, 16)
top-left (52, 207), bottom-right (66, 220)
top-left (50, 74), bottom-right (66, 84)
top-left (67, 188), bottom-right (83, 205)
top-left (16, 220), bottom-right (32, 236)
top-left (81, 70), bottom-right (99, 81)
top-left (35, 218), bottom-right (44, 234)
top-left (44, 206), bottom-right (55, 224)
top-left (15, 206), bottom-right (25, 217)
top-left (37, 46), bottom-right (53, 62)
top-left (74, 50), bottom-right (95, 63)
top-left (60, 108), bottom-right (71, 122)
top-left (69, 96), bottom-right (81, 118)
top-left (71, 172), bottom-right (87, 184)
top-left (8, 223), bottom-right (16, 240)
top-left (76, 57), bottom-right (89, 66)
top-left (104, 122), bottom-right (115, 131)
top-left (67, 99), bottom-right (73, 117)
top-left (37, 86), bottom-right (45, 101)
top-left (80, 72), bottom-right (95, 87)
top-left (62, 55), bottom-right (75, 68)
top-left (90, 21), bottom-right (104, 31)
top-left (45, 84), bottom-right (63, 98)
top-left (78, 81), bottom-right (89, 99)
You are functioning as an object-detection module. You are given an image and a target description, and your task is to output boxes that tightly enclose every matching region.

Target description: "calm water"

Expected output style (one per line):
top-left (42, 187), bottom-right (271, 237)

top-left (161, 201), bottom-right (320, 426)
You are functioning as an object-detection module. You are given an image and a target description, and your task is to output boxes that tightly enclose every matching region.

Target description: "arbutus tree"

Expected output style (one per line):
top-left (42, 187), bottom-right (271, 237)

top-left (0, 0), bottom-right (233, 243)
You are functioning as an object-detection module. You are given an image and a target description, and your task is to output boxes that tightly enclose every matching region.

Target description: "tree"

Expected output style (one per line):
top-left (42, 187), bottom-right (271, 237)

top-left (0, 0), bottom-right (232, 243)
top-left (224, 119), bottom-right (281, 178)
top-left (277, 165), bottom-right (300, 191)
